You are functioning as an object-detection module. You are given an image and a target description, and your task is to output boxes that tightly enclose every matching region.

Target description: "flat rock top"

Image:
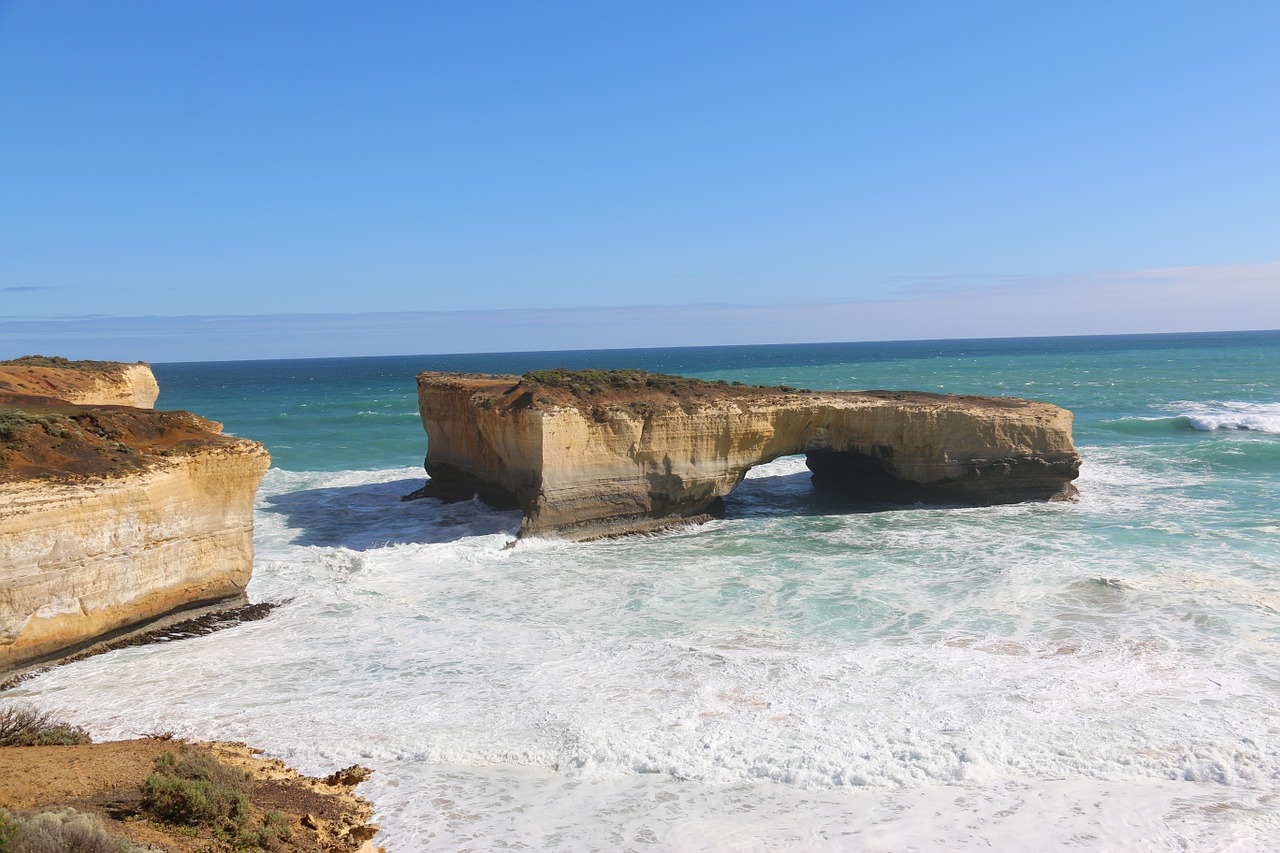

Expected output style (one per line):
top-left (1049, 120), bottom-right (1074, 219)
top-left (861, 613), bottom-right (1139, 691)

top-left (0, 393), bottom-right (258, 483)
top-left (418, 369), bottom-right (1047, 415)
top-left (0, 355), bottom-right (262, 483)
top-left (0, 356), bottom-right (147, 399)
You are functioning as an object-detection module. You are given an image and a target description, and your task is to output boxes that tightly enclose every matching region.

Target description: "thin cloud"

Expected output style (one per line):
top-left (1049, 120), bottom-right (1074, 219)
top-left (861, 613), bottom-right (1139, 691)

top-left (0, 261), bottom-right (1276, 362)
top-left (1, 285), bottom-right (53, 292)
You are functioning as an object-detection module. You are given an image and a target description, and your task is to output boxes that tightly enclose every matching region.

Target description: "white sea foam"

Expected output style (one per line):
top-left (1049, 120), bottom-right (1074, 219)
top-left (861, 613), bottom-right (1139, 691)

top-left (743, 455), bottom-right (811, 480)
top-left (1166, 400), bottom-right (1280, 432)
top-left (11, 459), bottom-right (1280, 850)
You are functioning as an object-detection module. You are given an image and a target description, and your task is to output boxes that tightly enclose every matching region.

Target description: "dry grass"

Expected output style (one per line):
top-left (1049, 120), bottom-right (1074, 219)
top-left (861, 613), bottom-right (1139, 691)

top-left (0, 807), bottom-right (133, 853)
top-left (0, 707), bottom-right (91, 748)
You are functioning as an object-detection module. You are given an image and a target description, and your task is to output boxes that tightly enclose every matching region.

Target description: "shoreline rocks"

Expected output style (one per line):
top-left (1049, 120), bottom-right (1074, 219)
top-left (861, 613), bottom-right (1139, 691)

top-left (0, 737), bottom-right (381, 852)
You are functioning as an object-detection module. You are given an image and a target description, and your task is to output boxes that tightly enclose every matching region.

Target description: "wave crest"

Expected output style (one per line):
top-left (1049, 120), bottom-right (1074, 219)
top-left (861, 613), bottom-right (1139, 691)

top-left (1106, 401), bottom-right (1280, 435)
top-left (1172, 401), bottom-right (1280, 432)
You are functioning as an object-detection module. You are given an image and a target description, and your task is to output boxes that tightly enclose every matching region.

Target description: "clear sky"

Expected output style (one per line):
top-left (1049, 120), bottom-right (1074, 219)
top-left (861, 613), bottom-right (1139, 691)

top-left (1, 1), bottom-right (1277, 360)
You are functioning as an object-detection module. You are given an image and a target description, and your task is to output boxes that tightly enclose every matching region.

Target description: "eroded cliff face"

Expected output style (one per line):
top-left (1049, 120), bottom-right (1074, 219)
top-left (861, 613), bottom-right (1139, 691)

top-left (416, 370), bottom-right (1081, 540)
top-left (0, 362), bottom-right (268, 674)
top-left (0, 356), bottom-right (161, 408)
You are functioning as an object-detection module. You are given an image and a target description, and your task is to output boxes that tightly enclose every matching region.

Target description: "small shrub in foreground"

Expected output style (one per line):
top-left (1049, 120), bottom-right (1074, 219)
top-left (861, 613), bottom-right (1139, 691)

top-left (0, 807), bottom-right (132, 853)
top-left (246, 811), bottom-right (292, 851)
top-left (139, 749), bottom-right (250, 832)
top-left (140, 748), bottom-right (305, 849)
top-left (0, 707), bottom-right (91, 747)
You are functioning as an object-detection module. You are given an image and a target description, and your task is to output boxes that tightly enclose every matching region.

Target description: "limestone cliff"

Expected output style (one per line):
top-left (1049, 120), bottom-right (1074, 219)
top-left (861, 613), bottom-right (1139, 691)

top-left (0, 366), bottom-right (268, 675)
top-left (414, 370), bottom-right (1080, 540)
top-left (0, 356), bottom-right (160, 408)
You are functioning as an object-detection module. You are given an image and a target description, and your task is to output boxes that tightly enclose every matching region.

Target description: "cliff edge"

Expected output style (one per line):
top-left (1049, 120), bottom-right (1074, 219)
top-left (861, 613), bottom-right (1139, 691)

top-left (0, 355), bottom-right (160, 408)
top-left (414, 369), bottom-right (1081, 540)
top-left (0, 359), bottom-right (269, 675)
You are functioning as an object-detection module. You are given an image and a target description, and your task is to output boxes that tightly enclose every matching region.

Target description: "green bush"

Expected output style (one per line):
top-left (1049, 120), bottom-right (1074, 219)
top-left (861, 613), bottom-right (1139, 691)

top-left (0, 410), bottom-right (79, 443)
top-left (139, 749), bottom-right (250, 832)
top-left (0, 812), bottom-right (18, 851)
top-left (0, 807), bottom-right (131, 853)
top-left (246, 811), bottom-right (292, 851)
top-left (521, 368), bottom-right (809, 400)
top-left (138, 749), bottom-right (293, 848)
top-left (0, 707), bottom-right (91, 747)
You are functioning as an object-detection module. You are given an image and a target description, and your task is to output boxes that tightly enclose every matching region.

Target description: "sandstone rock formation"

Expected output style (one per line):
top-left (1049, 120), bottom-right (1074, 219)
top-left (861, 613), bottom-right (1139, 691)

top-left (0, 355), bottom-right (160, 408)
top-left (0, 359), bottom-right (269, 675)
top-left (413, 370), bottom-right (1081, 540)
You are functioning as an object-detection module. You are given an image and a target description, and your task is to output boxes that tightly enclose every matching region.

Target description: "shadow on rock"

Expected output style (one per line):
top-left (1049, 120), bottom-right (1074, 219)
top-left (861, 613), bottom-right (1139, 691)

top-left (724, 467), bottom-right (941, 520)
top-left (262, 477), bottom-right (519, 549)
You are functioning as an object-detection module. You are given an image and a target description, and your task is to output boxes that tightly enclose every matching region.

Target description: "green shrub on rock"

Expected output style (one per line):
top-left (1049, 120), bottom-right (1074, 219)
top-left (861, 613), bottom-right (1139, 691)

top-left (139, 749), bottom-right (250, 832)
top-left (245, 810), bottom-right (292, 851)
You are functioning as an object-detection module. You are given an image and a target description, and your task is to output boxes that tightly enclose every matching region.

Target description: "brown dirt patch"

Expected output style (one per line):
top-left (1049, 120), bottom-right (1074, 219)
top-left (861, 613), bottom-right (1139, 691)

top-left (425, 368), bottom-right (1037, 417)
top-left (0, 357), bottom-right (138, 400)
top-left (0, 739), bottom-right (381, 852)
top-left (0, 392), bottom-right (255, 483)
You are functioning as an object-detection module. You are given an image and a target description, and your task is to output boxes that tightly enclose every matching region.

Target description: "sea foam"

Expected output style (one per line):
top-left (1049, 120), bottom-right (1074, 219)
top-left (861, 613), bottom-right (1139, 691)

top-left (12, 452), bottom-right (1280, 850)
top-left (1170, 400), bottom-right (1280, 432)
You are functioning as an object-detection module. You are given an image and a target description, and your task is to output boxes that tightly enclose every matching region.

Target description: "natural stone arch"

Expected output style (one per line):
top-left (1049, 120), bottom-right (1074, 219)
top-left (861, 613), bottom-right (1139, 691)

top-left (411, 371), bottom-right (1080, 540)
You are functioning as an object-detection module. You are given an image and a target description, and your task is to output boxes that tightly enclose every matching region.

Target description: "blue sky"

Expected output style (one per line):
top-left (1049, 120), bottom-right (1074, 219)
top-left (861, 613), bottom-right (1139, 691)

top-left (1, 1), bottom-right (1277, 360)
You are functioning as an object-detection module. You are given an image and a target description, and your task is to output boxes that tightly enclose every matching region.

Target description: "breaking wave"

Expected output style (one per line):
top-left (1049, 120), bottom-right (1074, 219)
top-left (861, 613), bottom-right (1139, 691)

top-left (1103, 400), bottom-right (1280, 435)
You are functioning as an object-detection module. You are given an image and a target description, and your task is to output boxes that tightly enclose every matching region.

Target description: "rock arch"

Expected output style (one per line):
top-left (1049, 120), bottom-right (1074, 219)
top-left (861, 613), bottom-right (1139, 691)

top-left (411, 371), bottom-right (1081, 540)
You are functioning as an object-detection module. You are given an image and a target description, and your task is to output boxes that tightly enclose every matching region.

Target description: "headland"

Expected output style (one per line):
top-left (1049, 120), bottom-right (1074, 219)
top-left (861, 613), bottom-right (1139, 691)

top-left (0, 357), bottom-right (270, 676)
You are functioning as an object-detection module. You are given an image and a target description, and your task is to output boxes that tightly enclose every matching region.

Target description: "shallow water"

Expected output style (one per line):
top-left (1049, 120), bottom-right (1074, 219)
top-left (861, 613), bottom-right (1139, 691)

top-left (10, 331), bottom-right (1280, 850)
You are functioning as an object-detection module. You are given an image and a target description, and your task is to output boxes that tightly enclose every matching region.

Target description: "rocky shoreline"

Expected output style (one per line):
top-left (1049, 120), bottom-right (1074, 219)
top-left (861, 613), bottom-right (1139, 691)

top-left (0, 600), bottom-right (278, 691)
top-left (0, 736), bottom-right (381, 852)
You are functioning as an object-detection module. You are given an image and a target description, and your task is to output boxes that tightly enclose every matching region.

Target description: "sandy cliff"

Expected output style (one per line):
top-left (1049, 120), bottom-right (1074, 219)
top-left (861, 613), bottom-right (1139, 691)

top-left (414, 370), bottom-right (1081, 539)
top-left (0, 356), bottom-right (160, 408)
top-left (0, 362), bottom-right (269, 674)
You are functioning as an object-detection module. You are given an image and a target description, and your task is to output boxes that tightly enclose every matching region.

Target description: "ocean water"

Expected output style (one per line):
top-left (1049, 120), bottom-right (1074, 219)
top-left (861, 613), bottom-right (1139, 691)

top-left (10, 331), bottom-right (1280, 850)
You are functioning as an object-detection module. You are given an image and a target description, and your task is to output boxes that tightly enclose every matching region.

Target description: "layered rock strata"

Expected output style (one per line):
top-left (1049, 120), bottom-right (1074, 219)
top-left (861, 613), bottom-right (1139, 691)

top-left (414, 370), bottom-right (1080, 540)
top-left (0, 359), bottom-right (269, 674)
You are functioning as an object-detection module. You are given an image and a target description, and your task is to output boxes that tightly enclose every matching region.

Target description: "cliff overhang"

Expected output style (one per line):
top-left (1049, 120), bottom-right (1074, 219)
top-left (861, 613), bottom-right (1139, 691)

top-left (412, 370), bottom-right (1081, 540)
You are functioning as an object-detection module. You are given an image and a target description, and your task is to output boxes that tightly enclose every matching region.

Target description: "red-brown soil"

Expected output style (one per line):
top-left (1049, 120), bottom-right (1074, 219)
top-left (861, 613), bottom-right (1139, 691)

top-left (0, 738), bottom-right (381, 852)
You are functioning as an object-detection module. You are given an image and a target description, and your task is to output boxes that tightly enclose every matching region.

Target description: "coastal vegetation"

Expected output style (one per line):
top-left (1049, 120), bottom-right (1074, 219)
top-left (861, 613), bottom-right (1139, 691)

top-left (1, 356), bottom-right (122, 372)
top-left (521, 368), bottom-right (805, 398)
top-left (496, 368), bottom-right (810, 418)
top-left (0, 409), bottom-right (76, 443)
top-left (0, 807), bottom-right (134, 853)
top-left (0, 731), bottom-right (371, 851)
top-left (0, 707), bottom-right (90, 748)
top-left (140, 748), bottom-right (252, 833)
top-left (140, 748), bottom-right (292, 849)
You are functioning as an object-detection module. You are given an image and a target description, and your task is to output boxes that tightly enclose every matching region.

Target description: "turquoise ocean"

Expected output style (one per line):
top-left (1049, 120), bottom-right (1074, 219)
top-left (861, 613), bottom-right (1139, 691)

top-left (12, 331), bottom-right (1280, 850)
